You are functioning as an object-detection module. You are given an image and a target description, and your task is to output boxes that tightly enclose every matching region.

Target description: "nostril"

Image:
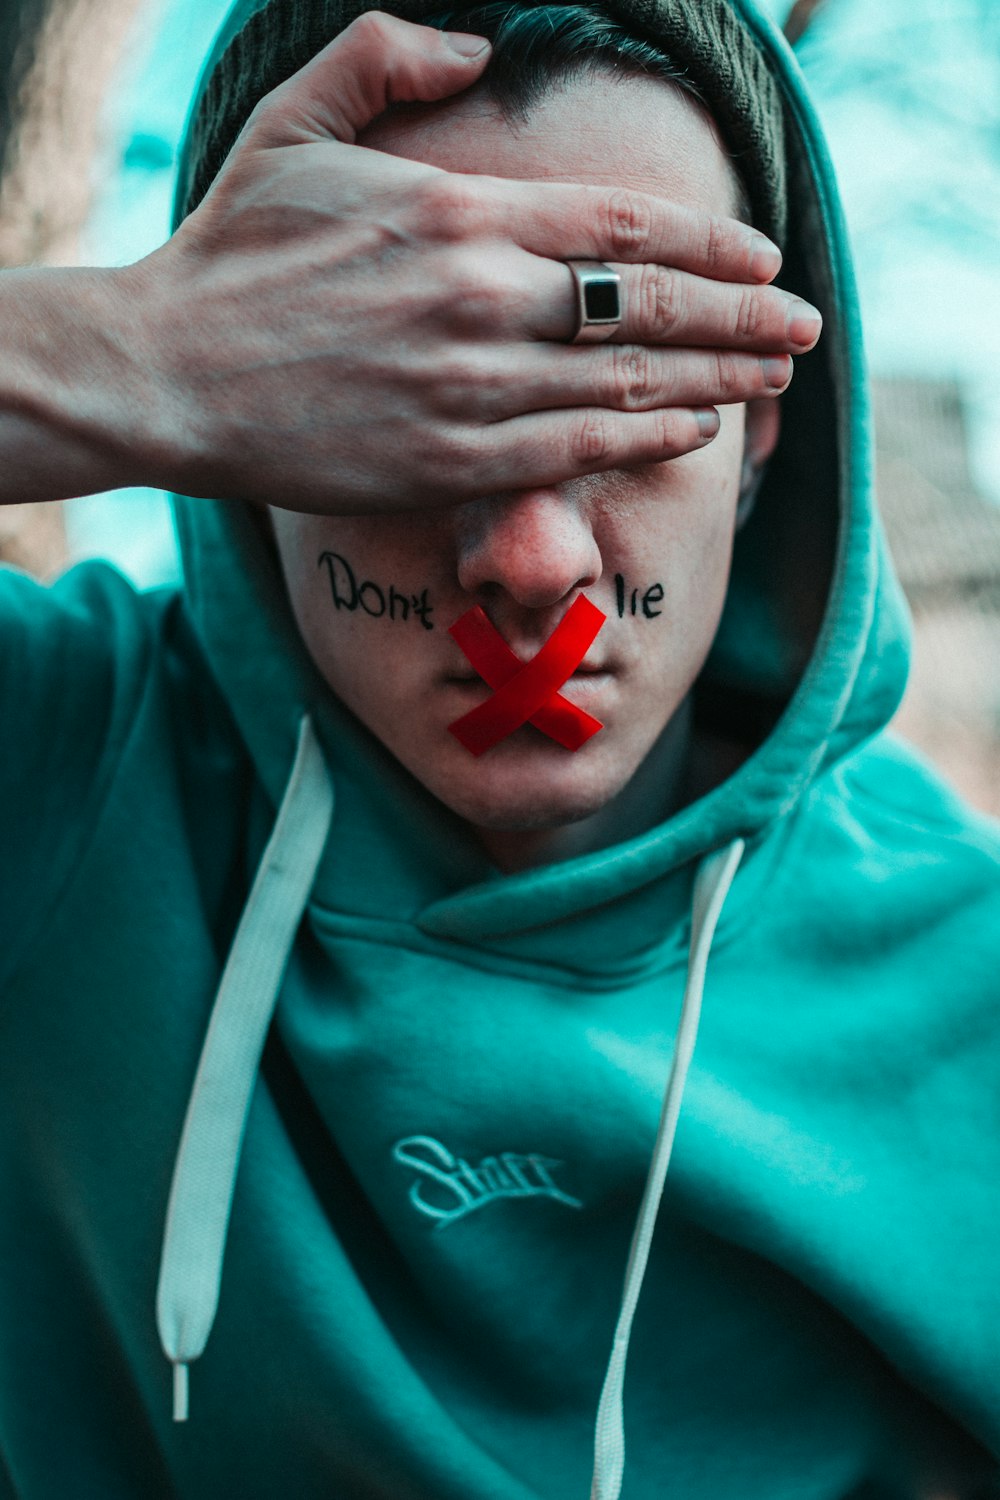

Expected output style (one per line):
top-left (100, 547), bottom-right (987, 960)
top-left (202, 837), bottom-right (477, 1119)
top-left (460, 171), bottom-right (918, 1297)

top-left (454, 489), bottom-right (602, 608)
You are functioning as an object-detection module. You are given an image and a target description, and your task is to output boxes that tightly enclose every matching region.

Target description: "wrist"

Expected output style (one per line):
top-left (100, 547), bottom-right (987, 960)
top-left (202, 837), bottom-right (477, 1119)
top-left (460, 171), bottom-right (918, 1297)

top-left (0, 264), bottom-right (181, 503)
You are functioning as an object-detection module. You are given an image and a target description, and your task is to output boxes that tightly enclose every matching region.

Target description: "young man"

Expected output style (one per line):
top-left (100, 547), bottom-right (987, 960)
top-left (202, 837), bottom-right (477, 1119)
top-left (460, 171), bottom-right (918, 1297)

top-left (1, 2), bottom-right (998, 1498)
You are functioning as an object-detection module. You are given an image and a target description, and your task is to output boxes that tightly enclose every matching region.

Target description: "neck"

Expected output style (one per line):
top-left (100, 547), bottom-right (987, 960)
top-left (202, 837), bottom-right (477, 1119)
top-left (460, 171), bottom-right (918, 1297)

top-left (476, 696), bottom-right (695, 874)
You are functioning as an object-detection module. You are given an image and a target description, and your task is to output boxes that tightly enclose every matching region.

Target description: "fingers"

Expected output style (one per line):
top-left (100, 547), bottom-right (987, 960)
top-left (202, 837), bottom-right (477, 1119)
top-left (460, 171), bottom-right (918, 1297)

top-left (422, 235), bottom-right (818, 360)
top-left (530, 259), bottom-right (822, 352)
top-left (616, 265), bottom-right (822, 350)
top-left (431, 237), bottom-right (819, 359)
top-left (430, 344), bottom-right (793, 424)
top-left (247, 12), bottom-right (491, 147)
top-left (459, 407), bottom-right (723, 495)
top-left (482, 176), bottom-right (782, 285)
top-left (518, 345), bottom-right (794, 415)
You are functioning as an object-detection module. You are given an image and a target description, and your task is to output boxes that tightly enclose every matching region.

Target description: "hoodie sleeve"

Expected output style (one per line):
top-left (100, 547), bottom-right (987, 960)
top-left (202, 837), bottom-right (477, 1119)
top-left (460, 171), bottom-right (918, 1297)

top-left (0, 561), bottom-right (159, 994)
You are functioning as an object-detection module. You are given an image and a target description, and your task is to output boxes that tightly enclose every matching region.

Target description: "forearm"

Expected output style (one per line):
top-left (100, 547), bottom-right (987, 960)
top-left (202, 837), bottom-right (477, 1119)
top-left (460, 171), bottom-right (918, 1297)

top-left (0, 265), bottom-right (171, 506)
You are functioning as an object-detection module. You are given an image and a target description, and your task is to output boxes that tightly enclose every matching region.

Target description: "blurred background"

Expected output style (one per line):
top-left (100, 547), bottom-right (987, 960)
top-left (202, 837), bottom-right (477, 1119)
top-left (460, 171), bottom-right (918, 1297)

top-left (1, 0), bottom-right (998, 813)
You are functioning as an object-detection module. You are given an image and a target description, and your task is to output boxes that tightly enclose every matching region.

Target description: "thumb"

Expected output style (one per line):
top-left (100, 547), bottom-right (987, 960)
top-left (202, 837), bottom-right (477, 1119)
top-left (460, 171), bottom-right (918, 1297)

top-left (249, 11), bottom-right (491, 146)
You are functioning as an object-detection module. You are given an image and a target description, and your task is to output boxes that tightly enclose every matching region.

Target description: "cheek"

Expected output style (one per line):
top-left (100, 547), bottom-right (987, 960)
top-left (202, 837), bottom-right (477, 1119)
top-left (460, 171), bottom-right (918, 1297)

top-left (270, 511), bottom-right (458, 700)
top-left (595, 428), bottom-right (742, 626)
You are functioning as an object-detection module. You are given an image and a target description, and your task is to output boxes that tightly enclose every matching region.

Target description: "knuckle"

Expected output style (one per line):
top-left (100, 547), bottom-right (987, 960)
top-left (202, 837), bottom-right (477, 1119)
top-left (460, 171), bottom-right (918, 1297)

top-left (702, 216), bottom-right (729, 276)
top-left (242, 95), bottom-right (271, 133)
top-left (611, 346), bottom-right (657, 412)
top-left (432, 353), bottom-right (498, 416)
top-left (409, 176), bottom-right (483, 243)
top-left (234, 88), bottom-right (286, 147)
top-left (640, 265), bottom-right (682, 335)
top-left (349, 10), bottom-right (397, 47)
top-left (734, 287), bottom-right (764, 340)
top-left (437, 249), bottom-right (507, 330)
top-left (713, 351), bottom-right (743, 400)
top-left (602, 189), bottom-right (653, 259)
top-left (424, 425), bottom-right (480, 486)
top-left (652, 409), bottom-right (685, 454)
top-left (571, 411), bottom-right (615, 469)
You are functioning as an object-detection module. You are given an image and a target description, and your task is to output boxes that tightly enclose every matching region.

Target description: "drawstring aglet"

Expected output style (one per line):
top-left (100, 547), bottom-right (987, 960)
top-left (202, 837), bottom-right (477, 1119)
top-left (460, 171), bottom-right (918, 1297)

top-left (172, 1361), bottom-right (189, 1423)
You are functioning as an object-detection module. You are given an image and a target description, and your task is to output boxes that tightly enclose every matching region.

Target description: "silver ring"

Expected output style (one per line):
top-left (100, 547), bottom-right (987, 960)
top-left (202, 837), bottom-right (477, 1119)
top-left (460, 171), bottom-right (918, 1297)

top-left (566, 260), bottom-right (622, 344)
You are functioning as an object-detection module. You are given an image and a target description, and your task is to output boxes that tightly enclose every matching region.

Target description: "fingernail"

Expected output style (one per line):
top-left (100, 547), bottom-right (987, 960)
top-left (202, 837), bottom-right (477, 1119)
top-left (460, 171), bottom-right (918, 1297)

top-left (696, 408), bottom-right (721, 440)
top-left (763, 355), bottom-right (792, 389)
top-left (750, 235), bottom-right (782, 280)
top-left (787, 299), bottom-right (823, 346)
top-left (445, 31), bottom-right (491, 57)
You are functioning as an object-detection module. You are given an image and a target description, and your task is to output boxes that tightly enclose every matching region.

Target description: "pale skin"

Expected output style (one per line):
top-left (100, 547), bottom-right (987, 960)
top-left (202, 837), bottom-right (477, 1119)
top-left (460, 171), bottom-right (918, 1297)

top-left (270, 68), bottom-right (792, 872)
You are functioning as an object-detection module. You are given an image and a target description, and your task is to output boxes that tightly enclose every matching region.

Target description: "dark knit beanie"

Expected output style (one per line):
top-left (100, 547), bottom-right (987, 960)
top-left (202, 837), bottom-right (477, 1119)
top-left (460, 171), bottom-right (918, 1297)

top-left (178, 0), bottom-right (788, 248)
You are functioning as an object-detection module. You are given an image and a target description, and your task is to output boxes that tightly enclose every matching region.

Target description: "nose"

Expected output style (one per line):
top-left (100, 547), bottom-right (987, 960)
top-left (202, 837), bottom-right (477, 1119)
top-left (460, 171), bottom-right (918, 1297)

top-left (454, 489), bottom-right (602, 609)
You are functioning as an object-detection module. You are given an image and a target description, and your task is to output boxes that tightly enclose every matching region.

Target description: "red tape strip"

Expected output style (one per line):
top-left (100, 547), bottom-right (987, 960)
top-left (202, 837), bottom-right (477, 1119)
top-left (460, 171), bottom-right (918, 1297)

top-left (447, 595), bottom-right (607, 756)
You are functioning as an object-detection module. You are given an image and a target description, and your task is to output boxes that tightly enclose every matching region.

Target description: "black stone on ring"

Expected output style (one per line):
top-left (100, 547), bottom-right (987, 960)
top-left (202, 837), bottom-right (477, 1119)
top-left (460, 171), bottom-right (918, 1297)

top-left (567, 260), bottom-right (623, 344)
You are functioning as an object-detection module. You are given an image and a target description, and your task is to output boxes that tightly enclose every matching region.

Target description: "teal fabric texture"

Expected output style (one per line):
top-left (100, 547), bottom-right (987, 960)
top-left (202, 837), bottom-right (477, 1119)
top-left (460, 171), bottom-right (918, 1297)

top-left (1, 0), bottom-right (999, 1495)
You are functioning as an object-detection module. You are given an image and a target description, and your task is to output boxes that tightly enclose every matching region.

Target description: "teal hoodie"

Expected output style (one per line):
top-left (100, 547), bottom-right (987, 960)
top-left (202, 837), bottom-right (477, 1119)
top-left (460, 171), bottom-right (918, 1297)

top-left (2, 1), bottom-right (999, 1496)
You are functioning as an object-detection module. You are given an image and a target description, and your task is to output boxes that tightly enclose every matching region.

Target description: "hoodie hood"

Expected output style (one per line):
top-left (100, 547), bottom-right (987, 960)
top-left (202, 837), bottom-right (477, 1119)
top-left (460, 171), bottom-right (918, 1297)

top-left (168, 0), bottom-right (911, 954)
top-left (155, 5), bottom-right (934, 1481)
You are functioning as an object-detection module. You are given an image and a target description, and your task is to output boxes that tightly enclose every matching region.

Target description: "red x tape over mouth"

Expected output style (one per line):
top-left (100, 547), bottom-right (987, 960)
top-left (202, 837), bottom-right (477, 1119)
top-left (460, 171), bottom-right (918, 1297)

top-left (447, 595), bottom-right (607, 757)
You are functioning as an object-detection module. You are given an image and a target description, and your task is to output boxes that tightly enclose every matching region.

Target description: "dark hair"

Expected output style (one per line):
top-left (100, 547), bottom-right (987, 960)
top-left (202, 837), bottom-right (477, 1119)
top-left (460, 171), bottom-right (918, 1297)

top-left (419, 2), bottom-right (752, 221)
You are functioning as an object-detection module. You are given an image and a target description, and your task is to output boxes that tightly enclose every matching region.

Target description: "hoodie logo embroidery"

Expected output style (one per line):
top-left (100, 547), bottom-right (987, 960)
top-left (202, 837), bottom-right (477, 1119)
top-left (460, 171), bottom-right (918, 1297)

top-left (392, 1135), bottom-right (583, 1228)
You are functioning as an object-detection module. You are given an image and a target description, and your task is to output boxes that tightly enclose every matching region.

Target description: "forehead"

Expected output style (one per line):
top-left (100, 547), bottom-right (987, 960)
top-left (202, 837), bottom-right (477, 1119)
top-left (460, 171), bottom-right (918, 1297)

top-left (357, 70), bottom-right (738, 216)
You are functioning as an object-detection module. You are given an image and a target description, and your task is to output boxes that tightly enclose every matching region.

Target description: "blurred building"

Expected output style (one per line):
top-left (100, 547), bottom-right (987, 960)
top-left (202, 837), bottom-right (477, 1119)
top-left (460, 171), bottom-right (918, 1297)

top-left (878, 377), bottom-right (1000, 816)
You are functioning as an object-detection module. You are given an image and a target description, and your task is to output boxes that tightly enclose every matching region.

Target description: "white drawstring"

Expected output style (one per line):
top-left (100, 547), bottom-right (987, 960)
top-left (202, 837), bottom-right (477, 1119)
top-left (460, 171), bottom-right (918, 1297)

top-left (156, 716), bottom-right (334, 1421)
top-left (590, 838), bottom-right (746, 1500)
top-left (155, 729), bottom-right (740, 1449)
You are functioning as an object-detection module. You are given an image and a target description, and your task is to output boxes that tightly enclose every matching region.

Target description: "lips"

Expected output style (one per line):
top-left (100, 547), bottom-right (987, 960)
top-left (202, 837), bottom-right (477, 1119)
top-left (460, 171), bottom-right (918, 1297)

top-left (446, 646), bottom-right (611, 680)
top-left (445, 663), bottom-right (610, 684)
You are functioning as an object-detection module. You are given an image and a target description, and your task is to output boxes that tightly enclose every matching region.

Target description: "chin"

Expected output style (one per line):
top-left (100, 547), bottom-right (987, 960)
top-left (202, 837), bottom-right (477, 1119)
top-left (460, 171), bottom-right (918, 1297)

top-left (417, 733), bottom-right (639, 832)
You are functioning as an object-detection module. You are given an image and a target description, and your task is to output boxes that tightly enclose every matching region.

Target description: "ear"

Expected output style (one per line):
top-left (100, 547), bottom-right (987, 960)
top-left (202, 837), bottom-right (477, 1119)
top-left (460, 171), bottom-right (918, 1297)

top-left (735, 397), bottom-right (782, 531)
